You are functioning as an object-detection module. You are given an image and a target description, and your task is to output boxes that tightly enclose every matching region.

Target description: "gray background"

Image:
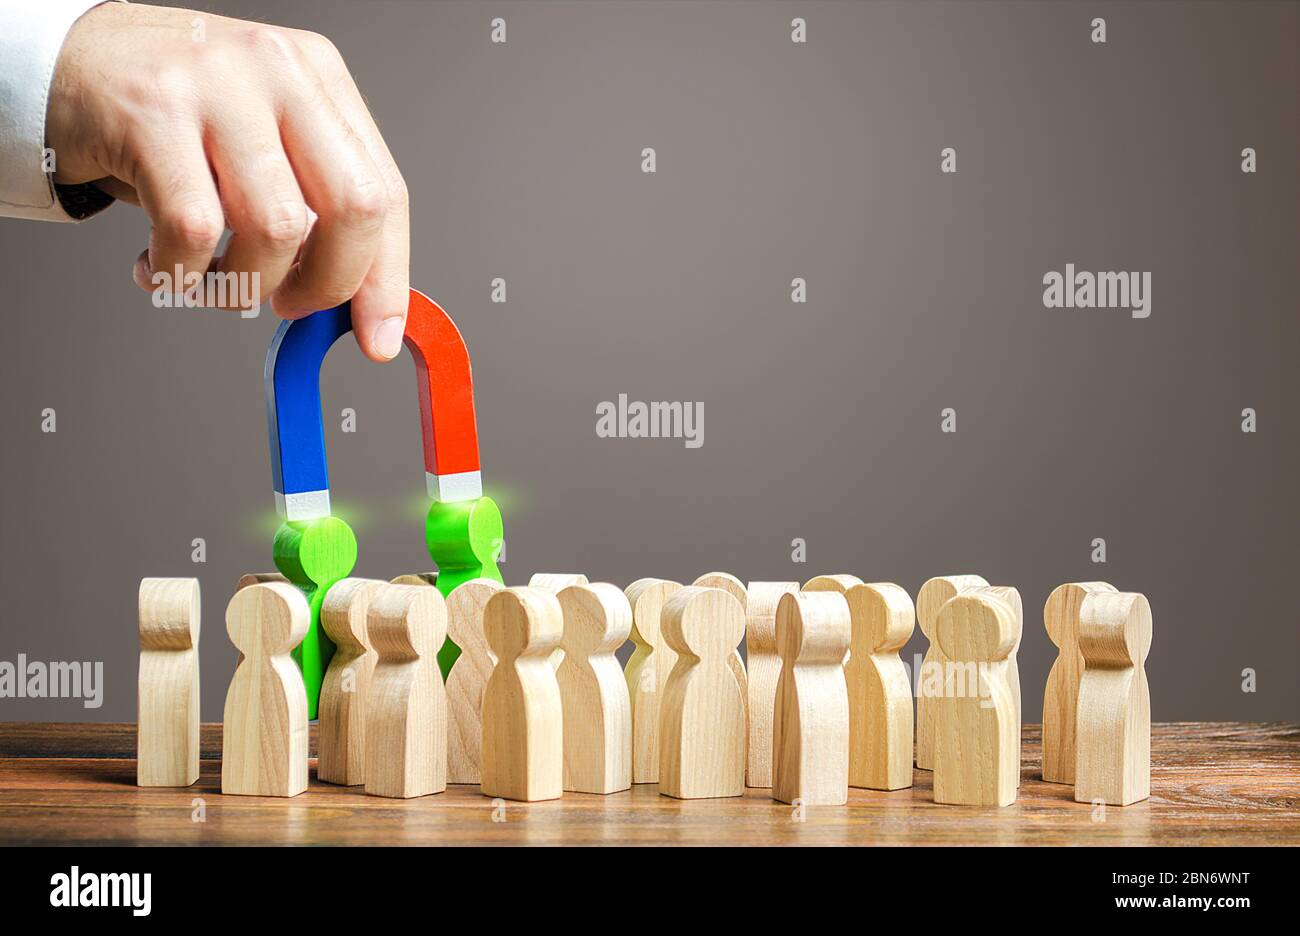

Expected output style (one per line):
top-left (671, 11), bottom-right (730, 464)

top-left (0, 0), bottom-right (1296, 724)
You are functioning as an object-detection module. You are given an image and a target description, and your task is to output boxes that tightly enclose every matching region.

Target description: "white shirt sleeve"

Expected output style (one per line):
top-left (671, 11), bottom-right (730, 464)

top-left (0, 0), bottom-right (123, 222)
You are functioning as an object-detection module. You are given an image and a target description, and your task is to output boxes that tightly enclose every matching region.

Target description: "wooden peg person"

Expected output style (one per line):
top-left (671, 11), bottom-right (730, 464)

top-left (481, 587), bottom-right (564, 802)
top-left (1074, 591), bottom-right (1151, 806)
top-left (771, 592), bottom-right (851, 806)
top-left (844, 582), bottom-right (915, 791)
top-left (932, 592), bottom-right (1018, 807)
top-left (743, 582), bottom-right (798, 787)
top-left (1042, 581), bottom-right (1117, 784)
top-left (692, 572), bottom-right (750, 738)
top-left (445, 578), bottom-right (505, 784)
top-left (915, 573), bottom-right (989, 769)
top-left (557, 583), bottom-right (633, 793)
top-left (659, 586), bottom-right (747, 800)
top-left (317, 577), bottom-right (380, 786)
top-left (623, 578), bottom-right (683, 784)
top-left (364, 584), bottom-right (448, 799)
top-left (137, 577), bottom-right (201, 787)
top-left (221, 582), bottom-right (310, 797)
top-left (963, 584), bottom-right (1024, 787)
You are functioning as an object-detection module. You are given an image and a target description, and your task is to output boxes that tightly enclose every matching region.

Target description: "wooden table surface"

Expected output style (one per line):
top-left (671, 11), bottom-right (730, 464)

top-left (1, 721), bottom-right (1296, 846)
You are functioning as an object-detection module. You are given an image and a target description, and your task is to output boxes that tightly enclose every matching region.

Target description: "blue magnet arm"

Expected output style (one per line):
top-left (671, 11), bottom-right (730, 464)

top-left (265, 304), bottom-right (353, 520)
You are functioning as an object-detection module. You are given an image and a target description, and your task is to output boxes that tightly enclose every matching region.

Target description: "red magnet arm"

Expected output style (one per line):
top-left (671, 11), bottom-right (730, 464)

top-left (403, 289), bottom-right (483, 503)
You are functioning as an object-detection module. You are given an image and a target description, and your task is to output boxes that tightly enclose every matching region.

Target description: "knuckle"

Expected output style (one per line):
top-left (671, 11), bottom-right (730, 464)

top-left (239, 25), bottom-right (303, 66)
top-left (163, 204), bottom-right (224, 254)
top-left (337, 175), bottom-right (388, 229)
top-left (247, 199), bottom-right (308, 249)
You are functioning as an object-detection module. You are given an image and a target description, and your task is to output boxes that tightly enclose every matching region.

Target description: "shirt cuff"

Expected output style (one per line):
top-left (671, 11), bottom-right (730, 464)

top-left (0, 0), bottom-right (124, 222)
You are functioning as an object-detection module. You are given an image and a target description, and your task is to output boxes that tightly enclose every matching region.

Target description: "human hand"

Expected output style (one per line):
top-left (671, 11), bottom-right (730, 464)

top-left (48, 2), bottom-right (410, 361)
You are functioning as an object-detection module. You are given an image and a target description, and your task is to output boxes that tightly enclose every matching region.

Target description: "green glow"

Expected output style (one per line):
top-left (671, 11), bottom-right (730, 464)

top-left (273, 516), bottom-right (358, 719)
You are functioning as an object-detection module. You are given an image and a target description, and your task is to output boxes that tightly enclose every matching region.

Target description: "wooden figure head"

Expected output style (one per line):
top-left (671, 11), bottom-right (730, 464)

top-left (625, 578), bottom-right (681, 648)
top-left (368, 584), bottom-right (447, 662)
top-left (845, 583), bottom-right (914, 656)
top-left (1044, 582), bottom-right (1116, 649)
top-left (485, 587), bottom-right (563, 664)
top-left (917, 574), bottom-right (989, 641)
top-left (1079, 592), bottom-right (1152, 669)
top-left (775, 592), bottom-right (850, 666)
top-left (320, 577), bottom-right (378, 651)
top-left (139, 578), bottom-right (200, 652)
top-left (662, 587), bottom-right (745, 662)
top-left (558, 583), bottom-right (632, 658)
top-left (692, 572), bottom-right (747, 607)
top-left (226, 582), bottom-right (309, 658)
top-left (936, 593), bottom-right (1016, 665)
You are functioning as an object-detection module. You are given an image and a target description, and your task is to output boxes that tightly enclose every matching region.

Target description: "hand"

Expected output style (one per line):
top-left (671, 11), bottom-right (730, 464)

top-left (48, 2), bottom-right (410, 362)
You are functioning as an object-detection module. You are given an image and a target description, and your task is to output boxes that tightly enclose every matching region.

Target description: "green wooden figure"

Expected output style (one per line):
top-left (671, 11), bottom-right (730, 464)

top-left (425, 495), bottom-right (504, 676)
top-left (273, 516), bottom-right (358, 719)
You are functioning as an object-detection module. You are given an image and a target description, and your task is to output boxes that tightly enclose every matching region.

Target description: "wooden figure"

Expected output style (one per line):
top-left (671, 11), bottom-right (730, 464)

top-left (915, 573), bottom-right (989, 769)
top-left (317, 577), bottom-right (380, 786)
top-left (556, 583), bottom-right (633, 794)
top-left (963, 584), bottom-right (1024, 787)
top-left (1075, 591), bottom-right (1152, 806)
top-left (1043, 581), bottom-right (1117, 785)
top-left (444, 578), bottom-right (505, 784)
top-left (623, 578), bottom-right (683, 783)
top-left (221, 582), bottom-right (309, 797)
top-left (137, 578), bottom-right (201, 788)
top-left (692, 572), bottom-right (750, 743)
top-left (272, 515), bottom-right (358, 721)
top-left (931, 592), bottom-right (1017, 807)
top-left (659, 586), bottom-right (746, 800)
top-left (843, 582), bottom-right (915, 791)
top-left (481, 587), bottom-right (564, 802)
top-left (771, 592), bottom-right (850, 806)
top-left (743, 581), bottom-right (798, 787)
top-left (529, 573), bottom-right (588, 671)
top-left (364, 583), bottom-right (448, 799)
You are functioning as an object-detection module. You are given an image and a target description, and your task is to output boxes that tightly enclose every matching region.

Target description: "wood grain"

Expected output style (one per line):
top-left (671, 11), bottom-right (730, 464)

top-left (771, 592), bottom-right (850, 806)
top-left (1, 722), bottom-right (1295, 845)
top-left (844, 582), bottom-right (914, 791)
top-left (137, 578), bottom-right (201, 788)
top-left (365, 584), bottom-right (448, 799)
top-left (659, 587), bottom-right (746, 800)
top-left (692, 573), bottom-right (750, 739)
top-left (932, 592), bottom-right (1018, 807)
top-left (1075, 591), bottom-right (1152, 807)
top-left (624, 578), bottom-right (683, 784)
top-left (915, 574), bottom-right (989, 770)
top-left (743, 581), bottom-right (798, 788)
top-left (317, 577), bottom-right (380, 786)
top-left (444, 579), bottom-right (504, 784)
top-left (556, 584), bottom-right (632, 794)
top-left (220, 582), bottom-right (309, 798)
top-left (1043, 582), bottom-right (1117, 785)
top-left (481, 587), bottom-right (564, 802)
